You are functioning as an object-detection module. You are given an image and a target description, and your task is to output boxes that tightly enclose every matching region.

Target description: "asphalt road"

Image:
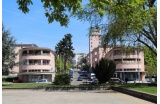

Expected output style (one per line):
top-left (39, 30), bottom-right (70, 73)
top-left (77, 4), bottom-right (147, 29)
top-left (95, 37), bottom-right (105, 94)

top-left (70, 70), bottom-right (83, 85)
top-left (2, 90), bottom-right (155, 104)
top-left (70, 70), bottom-right (89, 85)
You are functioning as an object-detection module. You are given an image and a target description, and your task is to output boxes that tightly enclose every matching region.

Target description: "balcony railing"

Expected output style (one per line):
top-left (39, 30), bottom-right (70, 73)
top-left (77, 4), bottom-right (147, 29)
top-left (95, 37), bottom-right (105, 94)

top-left (22, 53), bottom-right (50, 56)
top-left (23, 63), bottom-right (50, 65)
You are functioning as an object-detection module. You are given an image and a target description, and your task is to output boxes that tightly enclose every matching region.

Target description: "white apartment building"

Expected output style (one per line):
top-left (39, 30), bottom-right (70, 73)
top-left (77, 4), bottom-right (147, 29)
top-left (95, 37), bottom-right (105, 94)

top-left (72, 53), bottom-right (87, 67)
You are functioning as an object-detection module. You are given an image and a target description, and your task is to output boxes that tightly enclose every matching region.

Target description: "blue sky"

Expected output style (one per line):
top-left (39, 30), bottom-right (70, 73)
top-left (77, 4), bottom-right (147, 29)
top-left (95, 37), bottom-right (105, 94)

top-left (2, 0), bottom-right (90, 54)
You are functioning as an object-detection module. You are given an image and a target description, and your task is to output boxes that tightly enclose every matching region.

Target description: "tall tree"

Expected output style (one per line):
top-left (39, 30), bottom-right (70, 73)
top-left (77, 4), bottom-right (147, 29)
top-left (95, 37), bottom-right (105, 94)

top-left (16, 0), bottom-right (157, 55)
top-left (16, 0), bottom-right (82, 27)
top-left (55, 33), bottom-right (75, 72)
top-left (55, 55), bottom-right (64, 73)
top-left (142, 46), bottom-right (157, 76)
top-left (75, 0), bottom-right (157, 55)
top-left (2, 24), bottom-right (18, 75)
top-left (93, 58), bottom-right (116, 84)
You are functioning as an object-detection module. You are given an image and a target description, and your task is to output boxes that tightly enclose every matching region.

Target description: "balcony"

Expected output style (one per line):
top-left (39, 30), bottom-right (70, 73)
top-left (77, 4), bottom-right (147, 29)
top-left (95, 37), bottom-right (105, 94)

top-left (22, 64), bottom-right (51, 70)
top-left (112, 55), bottom-right (142, 60)
top-left (116, 63), bottom-right (142, 69)
top-left (22, 53), bottom-right (50, 56)
top-left (21, 55), bottom-right (51, 60)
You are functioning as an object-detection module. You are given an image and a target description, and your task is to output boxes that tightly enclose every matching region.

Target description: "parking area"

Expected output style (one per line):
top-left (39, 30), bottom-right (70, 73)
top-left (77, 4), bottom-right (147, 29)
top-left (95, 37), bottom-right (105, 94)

top-left (2, 90), bottom-right (154, 104)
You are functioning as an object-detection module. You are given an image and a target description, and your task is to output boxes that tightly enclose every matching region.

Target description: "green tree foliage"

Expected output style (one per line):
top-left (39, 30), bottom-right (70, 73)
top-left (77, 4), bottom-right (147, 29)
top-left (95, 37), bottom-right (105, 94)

top-left (2, 24), bottom-right (18, 75)
top-left (66, 61), bottom-right (71, 70)
top-left (76, 0), bottom-right (157, 56)
top-left (55, 55), bottom-right (64, 73)
top-left (16, 0), bottom-right (157, 56)
top-left (142, 46), bottom-right (157, 76)
top-left (55, 33), bottom-right (74, 72)
top-left (93, 58), bottom-right (116, 83)
top-left (54, 73), bottom-right (71, 85)
top-left (16, 0), bottom-right (82, 27)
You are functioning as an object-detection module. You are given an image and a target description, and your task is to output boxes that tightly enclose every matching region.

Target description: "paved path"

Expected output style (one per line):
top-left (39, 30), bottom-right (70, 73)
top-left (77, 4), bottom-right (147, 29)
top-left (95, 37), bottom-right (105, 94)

top-left (2, 90), bottom-right (154, 104)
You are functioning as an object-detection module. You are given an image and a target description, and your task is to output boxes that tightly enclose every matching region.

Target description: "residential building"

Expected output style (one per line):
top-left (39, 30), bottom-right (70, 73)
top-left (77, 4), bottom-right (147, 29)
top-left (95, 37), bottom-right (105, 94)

top-left (12, 44), bottom-right (55, 82)
top-left (72, 53), bottom-right (87, 68)
top-left (88, 28), bottom-right (102, 67)
top-left (86, 46), bottom-right (112, 68)
top-left (105, 47), bottom-right (145, 82)
top-left (86, 28), bottom-right (145, 82)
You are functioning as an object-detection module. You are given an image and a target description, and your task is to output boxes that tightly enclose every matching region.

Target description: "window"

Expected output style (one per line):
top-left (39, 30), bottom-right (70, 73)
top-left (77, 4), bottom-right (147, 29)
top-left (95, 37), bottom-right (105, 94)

top-left (95, 52), bottom-right (97, 55)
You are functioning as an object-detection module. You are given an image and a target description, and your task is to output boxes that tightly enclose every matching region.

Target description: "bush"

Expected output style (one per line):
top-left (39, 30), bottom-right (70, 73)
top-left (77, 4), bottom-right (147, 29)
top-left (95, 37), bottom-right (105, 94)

top-left (54, 73), bottom-right (71, 85)
top-left (2, 78), bottom-right (7, 82)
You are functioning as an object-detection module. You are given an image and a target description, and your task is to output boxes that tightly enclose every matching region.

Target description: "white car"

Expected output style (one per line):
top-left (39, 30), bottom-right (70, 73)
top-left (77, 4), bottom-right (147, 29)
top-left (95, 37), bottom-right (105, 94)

top-left (36, 79), bottom-right (48, 83)
top-left (109, 78), bottom-right (124, 84)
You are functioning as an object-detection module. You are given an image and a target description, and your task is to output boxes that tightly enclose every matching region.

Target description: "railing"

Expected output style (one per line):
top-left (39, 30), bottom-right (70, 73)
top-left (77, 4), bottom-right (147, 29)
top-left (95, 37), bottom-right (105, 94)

top-left (22, 53), bottom-right (50, 56)
top-left (23, 63), bottom-right (50, 65)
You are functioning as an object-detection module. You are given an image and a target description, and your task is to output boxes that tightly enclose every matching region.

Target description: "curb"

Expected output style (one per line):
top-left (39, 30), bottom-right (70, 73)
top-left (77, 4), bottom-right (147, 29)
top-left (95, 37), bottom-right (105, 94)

top-left (111, 86), bottom-right (157, 103)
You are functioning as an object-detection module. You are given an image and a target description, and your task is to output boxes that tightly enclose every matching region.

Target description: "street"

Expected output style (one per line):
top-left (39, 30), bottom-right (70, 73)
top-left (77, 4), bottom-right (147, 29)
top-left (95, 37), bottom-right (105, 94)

top-left (70, 69), bottom-right (89, 85)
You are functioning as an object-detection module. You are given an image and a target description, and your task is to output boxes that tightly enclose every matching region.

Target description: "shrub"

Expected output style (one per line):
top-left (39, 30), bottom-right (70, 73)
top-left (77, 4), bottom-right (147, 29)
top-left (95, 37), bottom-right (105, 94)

top-left (54, 73), bottom-right (71, 85)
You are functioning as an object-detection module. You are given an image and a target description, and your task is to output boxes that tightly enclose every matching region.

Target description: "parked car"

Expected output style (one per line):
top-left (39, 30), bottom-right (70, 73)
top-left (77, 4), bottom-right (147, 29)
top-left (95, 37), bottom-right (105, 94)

top-left (69, 70), bottom-right (73, 78)
top-left (109, 78), bottom-right (124, 84)
top-left (87, 73), bottom-right (95, 79)
top-left (36, 79), bottom-right (48, 83)
top-left (90, 79), bottom-right (99, 84)
top-left (77, 76), bottom-right (83, 81)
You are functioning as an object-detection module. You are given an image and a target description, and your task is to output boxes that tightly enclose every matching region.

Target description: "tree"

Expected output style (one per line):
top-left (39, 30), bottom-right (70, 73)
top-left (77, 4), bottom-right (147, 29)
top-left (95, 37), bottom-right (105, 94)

top-left (55, 55), bottom-right (64, 73)
top-left (55, 33), bottom-right (75, 72)
top-left (75, 0), bottom-right (157, 55)
top-left (93, 58), bottom-right (116, 84)
top-left (142, 46), bottom-right (157, 76)
top-left (16, 0), bottom-right (82, 27)
top-left (17, 0), bottom-right (157, 56)
top-left (2, 24), bottom-right (18, 75)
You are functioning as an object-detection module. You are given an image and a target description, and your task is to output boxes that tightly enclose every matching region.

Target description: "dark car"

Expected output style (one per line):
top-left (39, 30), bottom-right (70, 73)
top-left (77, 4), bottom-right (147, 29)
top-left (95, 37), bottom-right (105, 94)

top-left (77, 76), bottom-right (83, 81)
top-left (69, 71), bottom-right (73, 78)
top-left (91, 79), bottom-right (99, 84)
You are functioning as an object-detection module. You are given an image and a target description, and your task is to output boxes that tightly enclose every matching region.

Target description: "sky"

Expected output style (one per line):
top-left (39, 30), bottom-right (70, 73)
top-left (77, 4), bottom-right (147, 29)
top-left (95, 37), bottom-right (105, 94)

top-left (2, 0), bottom-right (90, 54)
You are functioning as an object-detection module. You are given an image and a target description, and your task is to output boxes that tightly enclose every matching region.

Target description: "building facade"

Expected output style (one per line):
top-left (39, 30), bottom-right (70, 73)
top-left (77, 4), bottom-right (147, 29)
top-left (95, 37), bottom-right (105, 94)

top-left (12, 44), bottom-right (55, 82)
top-left (105, 47), bottom-right (145, 82)
top-left (86, 28), bottom-right (145, 82)
top-left (72, 53), bottom-right (87, 68)
top-left (86, 46), bottom-right (112, 68)
top-left (89, 28), bottom-right (102, 67)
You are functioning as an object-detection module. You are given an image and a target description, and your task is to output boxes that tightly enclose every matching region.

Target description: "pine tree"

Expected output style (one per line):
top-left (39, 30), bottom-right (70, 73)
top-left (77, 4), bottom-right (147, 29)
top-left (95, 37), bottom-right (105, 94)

top-left (2, 24), bottom-right (18, 75)
top-left (55, 33), bottom-right (74, 72)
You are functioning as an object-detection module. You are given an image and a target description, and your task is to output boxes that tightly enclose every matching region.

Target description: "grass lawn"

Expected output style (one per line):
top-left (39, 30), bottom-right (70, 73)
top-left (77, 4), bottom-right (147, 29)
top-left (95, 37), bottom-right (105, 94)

top-left (117, 83), bottom-right (157, 95)
top-left (2, 83), bottom-right (54, 88)
top-left (2, 83), bottom-right (157, 95)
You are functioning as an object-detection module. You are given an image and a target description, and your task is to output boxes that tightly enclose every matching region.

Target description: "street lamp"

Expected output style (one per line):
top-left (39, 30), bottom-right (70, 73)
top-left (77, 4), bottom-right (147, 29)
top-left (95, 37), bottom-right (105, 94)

top-left (137, 42), bottom-right (140, 83)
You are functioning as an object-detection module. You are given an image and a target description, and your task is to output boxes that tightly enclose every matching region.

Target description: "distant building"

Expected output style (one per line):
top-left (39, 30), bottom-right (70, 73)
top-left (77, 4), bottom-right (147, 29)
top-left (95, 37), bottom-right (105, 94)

top-left (86, 46), bottom-right (112, 68)
top-left (89, 28), bottom-right (102, 67)
top-left (12, 44), bottom-right (55, 82)
top-left (86, 28), bottom-right (146, 82)
top-left (72, 53), bottom-right (87, 67)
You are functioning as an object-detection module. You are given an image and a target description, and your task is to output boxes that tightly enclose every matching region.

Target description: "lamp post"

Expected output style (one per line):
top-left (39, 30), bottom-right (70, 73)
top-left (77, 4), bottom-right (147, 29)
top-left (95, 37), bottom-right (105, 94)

top-left (137, 43), bottom-right (140, 83)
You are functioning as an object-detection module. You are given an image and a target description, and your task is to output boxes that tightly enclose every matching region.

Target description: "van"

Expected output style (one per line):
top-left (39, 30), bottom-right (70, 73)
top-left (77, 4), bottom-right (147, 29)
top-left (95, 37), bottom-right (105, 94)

top-left (88, 73), bottom-right (95, 79)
